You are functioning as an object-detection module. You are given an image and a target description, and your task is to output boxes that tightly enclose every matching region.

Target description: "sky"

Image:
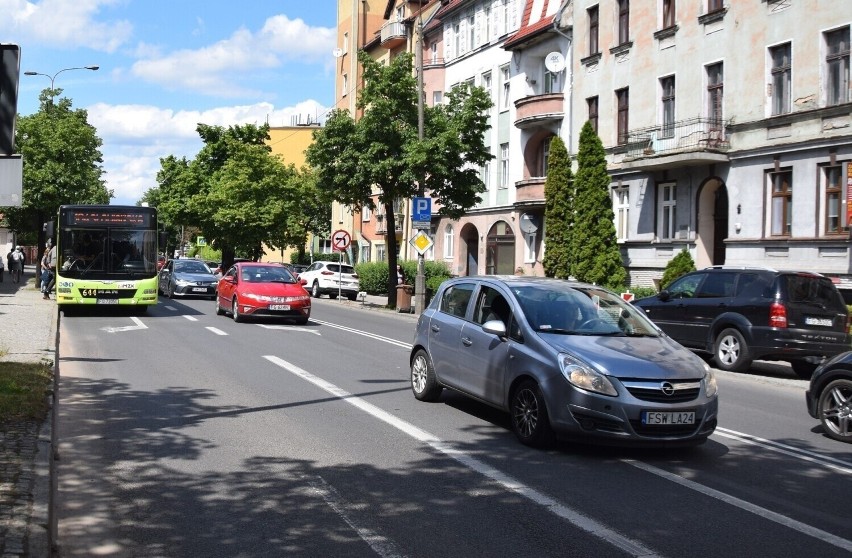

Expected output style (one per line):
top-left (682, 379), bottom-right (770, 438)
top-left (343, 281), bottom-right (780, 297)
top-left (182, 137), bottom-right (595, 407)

top-left (3, 0), bottom-right (338, 206)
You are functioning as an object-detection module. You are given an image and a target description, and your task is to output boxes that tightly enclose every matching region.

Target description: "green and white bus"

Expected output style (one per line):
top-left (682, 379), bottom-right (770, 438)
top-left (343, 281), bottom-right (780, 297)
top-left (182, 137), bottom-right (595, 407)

top-left (54, 205), bottom-right (161, 311)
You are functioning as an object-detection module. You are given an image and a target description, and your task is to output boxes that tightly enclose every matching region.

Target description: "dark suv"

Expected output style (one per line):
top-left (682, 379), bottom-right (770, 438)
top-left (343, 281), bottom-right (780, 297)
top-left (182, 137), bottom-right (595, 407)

top-left (634, 267), bottom-right (851, 378)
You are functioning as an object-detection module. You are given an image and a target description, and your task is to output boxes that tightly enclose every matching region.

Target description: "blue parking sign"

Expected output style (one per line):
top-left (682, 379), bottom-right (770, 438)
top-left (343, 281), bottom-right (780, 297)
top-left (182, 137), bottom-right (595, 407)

top-left (412, 197), bottom-right (431, 222)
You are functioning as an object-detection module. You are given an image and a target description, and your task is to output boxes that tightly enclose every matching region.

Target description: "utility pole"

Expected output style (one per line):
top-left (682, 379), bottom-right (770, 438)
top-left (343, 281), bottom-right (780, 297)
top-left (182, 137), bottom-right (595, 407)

top-left (414, 13), bottom-right (427, 315)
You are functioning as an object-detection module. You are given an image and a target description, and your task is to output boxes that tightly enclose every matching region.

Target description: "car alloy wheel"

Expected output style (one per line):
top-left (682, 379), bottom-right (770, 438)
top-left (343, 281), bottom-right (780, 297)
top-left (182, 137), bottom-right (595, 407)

top-left (714, 328), bottom-right (752, 372)
top-left (215, 296), bottom-right (225, 316)
top-left (411, 349), bottom-right (442, 402)
top-left (510, 380), bottom-right (554, 448)
top-left (817, 378), bottom-right (852, 443)
top-left (232, 297), bottom-right (244, 323)
top-left (311, 281), bottom-right (321, 298)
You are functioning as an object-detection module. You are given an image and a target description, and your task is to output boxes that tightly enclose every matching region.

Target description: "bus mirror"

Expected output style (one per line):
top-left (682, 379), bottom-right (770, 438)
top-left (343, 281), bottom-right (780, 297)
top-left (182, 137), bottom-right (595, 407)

top-left (44, 220), bottom-right (55, 238)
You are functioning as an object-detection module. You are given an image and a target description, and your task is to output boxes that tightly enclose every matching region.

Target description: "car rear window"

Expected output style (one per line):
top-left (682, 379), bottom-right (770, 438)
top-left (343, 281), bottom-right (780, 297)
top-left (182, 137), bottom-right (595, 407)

top-left (327, 264), bottom-right (355, 274)
top-left (784, 275), bottom-right (845, 308)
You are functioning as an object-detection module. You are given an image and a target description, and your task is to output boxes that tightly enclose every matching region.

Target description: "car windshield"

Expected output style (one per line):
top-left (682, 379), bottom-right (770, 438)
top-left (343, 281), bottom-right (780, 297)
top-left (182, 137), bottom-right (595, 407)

top-left (240, 266), bottom-right (297, 283)
top-left (175, 261), bottom-right (211, 274)
top-left (513, 284), bottom-right (660, 337)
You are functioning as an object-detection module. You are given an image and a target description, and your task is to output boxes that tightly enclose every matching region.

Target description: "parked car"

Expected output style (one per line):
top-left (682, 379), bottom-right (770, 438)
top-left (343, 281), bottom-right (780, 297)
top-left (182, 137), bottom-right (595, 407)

top-left (633, 267), bottom-right (851, 378)
top-left (410, 276), bottom-right (718, 448)
top-left (216, 262), bottom-right (311, 324)
top-left (299, 261), bottom-right (360, 300)
top-left (158, 259), bottom-right (218, 299)
top-left (805, 351), bottom-right (852, 443)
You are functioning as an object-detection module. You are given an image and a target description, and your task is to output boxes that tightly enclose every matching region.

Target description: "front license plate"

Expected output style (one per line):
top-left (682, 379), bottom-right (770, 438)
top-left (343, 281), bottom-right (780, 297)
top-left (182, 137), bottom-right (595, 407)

top-left (269, 304), bottom-right (290, 311)
top-left (805, 317), bottom-right (833, 327)
top-left (641, 411), bottom-right (695, 425)
top-left (191, 287), bottom-right (207, 292)
top-left (96, 298), bottom-right (119, 305)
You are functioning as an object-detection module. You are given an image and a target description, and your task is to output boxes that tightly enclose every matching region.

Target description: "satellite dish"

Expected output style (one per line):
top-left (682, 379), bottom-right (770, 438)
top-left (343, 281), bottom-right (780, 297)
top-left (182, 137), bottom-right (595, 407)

top-left (332, 48), bottom-right (343, 58)
top-left (544, 52), bottom-right (565, 73)
top-left (519, 213), bottom-right (539, 234)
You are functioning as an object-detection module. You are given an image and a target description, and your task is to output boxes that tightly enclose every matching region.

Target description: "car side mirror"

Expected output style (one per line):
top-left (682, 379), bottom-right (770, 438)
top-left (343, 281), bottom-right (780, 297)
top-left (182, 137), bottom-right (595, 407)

top-left (658, 290), bottom-right (671, 302)
top-left (482, 319), bottom-right (507, 338)
top-left (299, 278), bottom-right (307, 286)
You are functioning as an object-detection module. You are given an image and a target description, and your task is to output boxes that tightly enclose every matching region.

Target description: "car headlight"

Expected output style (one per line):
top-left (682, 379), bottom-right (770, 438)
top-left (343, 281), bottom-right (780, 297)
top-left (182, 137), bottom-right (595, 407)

top-left (704, 365), bottom-right (718, 398)
top-left (558, 353), bottom-right (618, 396)
top-left (175, 279), bottom-right (193, 286)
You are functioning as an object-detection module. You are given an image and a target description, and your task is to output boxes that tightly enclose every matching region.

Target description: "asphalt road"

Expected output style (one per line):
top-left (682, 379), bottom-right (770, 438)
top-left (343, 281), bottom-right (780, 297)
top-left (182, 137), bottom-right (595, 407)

top-left (54, 296), bottom-right (852, 557)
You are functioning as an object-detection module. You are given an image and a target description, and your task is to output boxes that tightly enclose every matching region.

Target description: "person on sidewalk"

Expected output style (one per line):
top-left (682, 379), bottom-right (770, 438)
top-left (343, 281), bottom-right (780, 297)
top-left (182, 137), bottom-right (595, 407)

top-left (8, 246), bottom-right (24, 283)
top-left (0, 253), bottom-right (4, 281)
top-left (41, 240), bottom-right (57, 299)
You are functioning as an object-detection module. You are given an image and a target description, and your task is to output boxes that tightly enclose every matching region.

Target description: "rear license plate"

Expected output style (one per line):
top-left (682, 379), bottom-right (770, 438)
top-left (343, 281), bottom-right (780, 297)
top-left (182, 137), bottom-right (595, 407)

top-left (805, 317), bottom-right (833, 327)
top-left (191, 287), bottom-right (207, 292)
top-left (269, 304), bottom-right (290, 311)
top-left (641, 411), bottom-right (695, 425)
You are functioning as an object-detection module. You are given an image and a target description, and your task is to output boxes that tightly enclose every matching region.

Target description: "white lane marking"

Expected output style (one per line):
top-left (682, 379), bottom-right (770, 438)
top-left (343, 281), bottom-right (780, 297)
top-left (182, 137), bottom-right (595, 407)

top-left (183, 315), bottom-right (198, 322)
top-left (309, 476), bottom-right (406, 558)
top-left (256, 324), bottom-right (321, 336)
top-left (263, 355), bottom-right (659, 558)
top-left (206, 327), bottom-right (228, 336)
top-left (311, 319), bottom-right (412, 349)
top-left (714, 427), bottom-right (852, 475)
top-left (163, 305), bottom-right (178, 311)
top-left (625, 459), bottom-right (852, 554)
top-left (101, 317), bottom-right (148, 333)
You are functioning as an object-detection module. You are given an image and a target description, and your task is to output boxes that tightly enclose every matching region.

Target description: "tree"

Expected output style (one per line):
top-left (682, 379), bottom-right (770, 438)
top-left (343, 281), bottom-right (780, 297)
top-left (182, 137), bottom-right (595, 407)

top-left (306, 50), bottom-right (492, 304)
top-left (279, 167), bottom-right (330, 263)
top-left (660, 248), bottom-right (696, 290)
top-left (570, 121), bottom-right (626, 289)
top-left (541, 136), bottom-right (573, 279)
top-left (2, 89), bottom-right (111, 283)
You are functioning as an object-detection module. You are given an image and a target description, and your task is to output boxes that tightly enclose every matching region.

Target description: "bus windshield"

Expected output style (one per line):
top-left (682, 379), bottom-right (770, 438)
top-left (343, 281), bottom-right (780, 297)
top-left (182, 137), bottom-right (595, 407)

top-left (59, 228), bottom-right (158, 278)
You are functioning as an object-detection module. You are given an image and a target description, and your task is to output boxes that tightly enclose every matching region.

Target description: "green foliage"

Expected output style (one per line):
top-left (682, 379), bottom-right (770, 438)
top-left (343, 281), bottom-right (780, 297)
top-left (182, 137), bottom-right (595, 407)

top-left (570, 122), bottom-right (626, 289)
top-left (612, 285), bottom-right (658, 300)
top-left (660, 248), bottom-right (696, 290)
top-left (307, 51), bottom-right (492, 305)
top-left (3, 90), bottom-right (112, 268)
top-left (354, 260), bottom-right (452, 295)
top-left (0, 362), bottom-right (53, 421)
top-left (541, 136), bottom-right (573, 279)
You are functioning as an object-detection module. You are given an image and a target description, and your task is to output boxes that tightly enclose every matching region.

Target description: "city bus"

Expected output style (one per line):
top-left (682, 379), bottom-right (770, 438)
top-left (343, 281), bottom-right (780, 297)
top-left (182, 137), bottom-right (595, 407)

top-left (53, 205), bottom-right (162, 311)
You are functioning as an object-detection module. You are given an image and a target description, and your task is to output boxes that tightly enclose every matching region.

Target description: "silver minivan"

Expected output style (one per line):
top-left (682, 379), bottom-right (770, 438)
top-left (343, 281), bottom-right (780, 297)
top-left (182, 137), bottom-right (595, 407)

top-left (410, 276), bottom-right (718, 448)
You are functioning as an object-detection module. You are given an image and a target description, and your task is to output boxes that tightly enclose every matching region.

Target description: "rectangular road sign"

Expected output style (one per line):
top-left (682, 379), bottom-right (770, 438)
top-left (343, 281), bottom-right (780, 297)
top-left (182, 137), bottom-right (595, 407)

top-left (412, 197), bottom-right (431, 222)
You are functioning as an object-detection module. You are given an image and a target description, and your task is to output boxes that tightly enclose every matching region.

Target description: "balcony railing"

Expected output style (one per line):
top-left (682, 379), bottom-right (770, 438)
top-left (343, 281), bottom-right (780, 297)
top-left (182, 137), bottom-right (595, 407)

top-left (380, 21), bottom-right (406, 48)
top-left (375, 213), bottom-right (405, 235)
top-left (623, 117), bottom-right (730, 160)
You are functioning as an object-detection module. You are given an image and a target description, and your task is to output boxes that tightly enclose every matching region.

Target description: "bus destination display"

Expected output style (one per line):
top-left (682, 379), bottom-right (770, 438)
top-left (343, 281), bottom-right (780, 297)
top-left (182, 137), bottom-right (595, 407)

top-left (67, 210), bottom-right (152, 227)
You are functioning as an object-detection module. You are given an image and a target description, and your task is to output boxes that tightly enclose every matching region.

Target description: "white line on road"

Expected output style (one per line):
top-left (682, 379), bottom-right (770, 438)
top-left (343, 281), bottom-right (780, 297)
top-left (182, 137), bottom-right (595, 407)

top-left (100, 317), bottom-right (147, 333)
top-left (625, 459), bottom-right (852, 554)
top-left (183, 315), bottom-right (198, 322)
top-left (309, 476), bottom-right (406, 558)
top-left (263, 355), bottom-right (660, 558)
top-left (163, 305), bottom-right (178, 311)
top-left (256, 324), bottom-right (321, 335)
top-left (714, 427), bottom-right (852, 475)
top-left (310, 319), bottom-right (412, 349)
top-left (206, 327), bottom-right (228, 336)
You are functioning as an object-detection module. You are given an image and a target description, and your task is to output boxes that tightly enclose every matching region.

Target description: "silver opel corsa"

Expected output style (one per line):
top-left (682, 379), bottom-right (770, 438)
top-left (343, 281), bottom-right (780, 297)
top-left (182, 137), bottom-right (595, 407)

top-left (410, 276), bottom-right (718, 448)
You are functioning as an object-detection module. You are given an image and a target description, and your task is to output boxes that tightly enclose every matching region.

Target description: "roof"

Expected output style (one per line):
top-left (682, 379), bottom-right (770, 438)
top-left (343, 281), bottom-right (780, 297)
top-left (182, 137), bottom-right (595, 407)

top-left (504, 0), bottom-right (567, 50)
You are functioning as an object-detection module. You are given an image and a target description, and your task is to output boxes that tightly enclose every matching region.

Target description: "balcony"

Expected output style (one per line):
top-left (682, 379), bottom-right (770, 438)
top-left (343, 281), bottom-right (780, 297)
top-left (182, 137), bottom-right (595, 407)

top-left (375, 213), bottom-right (405, 235)
top-left (514, 177), bottom-right (546, 206)
top-left (380, 21), bottom-right (407, 49)
top-left (514, 93), bottom-right (565, 128)
top-left (620, 117), bottom-right (731, 171)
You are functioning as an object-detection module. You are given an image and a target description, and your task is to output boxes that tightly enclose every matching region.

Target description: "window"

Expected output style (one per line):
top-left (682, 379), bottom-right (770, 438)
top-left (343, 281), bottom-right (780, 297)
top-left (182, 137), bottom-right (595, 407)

top-left (432, 91), bottom-right (443, 105)
top-left (482, 71), bottom-right (492, 100)
top-left (588, 5), bottom-right (599, 55)
top-left (502, 0), bottom-right (511, 34)
top-left (824, 165), bottom-right (844, 234)
top-left (473, 286), bottom-right (511, 327)
top-left (587, 96), bottom-right (599, 132)
top-left (825, 27), bottom-right (850, 106)
top-left (662, 0), bottom-right (676, 29)
top-left (362, 205), bottom-right (371, 222)
top-left (342, 32), bottom-right (349, 54)
top-left (500, 65), bottom-right (510, 110)
top-left (484, 6), bottom-right (491, 42)
top-left (454, 22), bottom-right (461, 56)
top-left (440, 283), bottom-right (475, 319)
top-left (544, 66), bottom-right (560, 94)
top-left (539, 137), bottom-right (552, 177)
top-left (659, 183), bottom-right (677, 240)
top-left (770, 43), bottom-right (791, 115)
top-left (769, 170), bottom-right (792, 236)
top-left (707, 0), bottom-right (723, 13)
top-left (613, 187), bottom-right (629, 241)
top-left (443, 224), bottom-right (454, 259)
top-left (618, 0), bottom-right (630, 45)
top-left (341, 73), bottom-right (348, 98)
top-left (616, 88), bottom-right (629, 145)
top-left (706, 62), bottom-right (724, 126)
top-left (468, 13), bottom-right (476, 52)
top-left (482, 160), bottom-right (491, 189)
top-left (661, 75), bottom-right (675, 138)
top-left (377, 243), bottom-right (386, 262)
top-left (430, 41), bottom-right (438, 63)
top-left (500, 143), bottom-right (509, 189)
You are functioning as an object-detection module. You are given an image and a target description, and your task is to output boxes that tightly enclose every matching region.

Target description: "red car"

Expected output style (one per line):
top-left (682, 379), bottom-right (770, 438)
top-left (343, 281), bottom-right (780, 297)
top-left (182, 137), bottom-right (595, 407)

top-left (216, 262), bottom-right (311, 324)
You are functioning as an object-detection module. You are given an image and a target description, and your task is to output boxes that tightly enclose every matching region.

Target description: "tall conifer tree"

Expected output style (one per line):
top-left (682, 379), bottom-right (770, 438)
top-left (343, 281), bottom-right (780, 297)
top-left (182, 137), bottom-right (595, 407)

top-left (542, 136), bottom-right (572, 278)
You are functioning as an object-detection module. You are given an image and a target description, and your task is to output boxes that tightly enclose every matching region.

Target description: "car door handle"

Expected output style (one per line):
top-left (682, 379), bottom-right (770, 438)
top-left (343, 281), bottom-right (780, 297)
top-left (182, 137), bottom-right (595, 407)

top-left (431, 324), bottom-right (440, 332)
top-left (462, 337), bottom-right (472, 346)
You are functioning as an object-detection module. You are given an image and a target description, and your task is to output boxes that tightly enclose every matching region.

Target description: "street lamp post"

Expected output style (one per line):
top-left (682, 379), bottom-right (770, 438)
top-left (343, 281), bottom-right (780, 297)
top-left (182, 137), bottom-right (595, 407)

top-left (24, 65), bottom-right (99, 98)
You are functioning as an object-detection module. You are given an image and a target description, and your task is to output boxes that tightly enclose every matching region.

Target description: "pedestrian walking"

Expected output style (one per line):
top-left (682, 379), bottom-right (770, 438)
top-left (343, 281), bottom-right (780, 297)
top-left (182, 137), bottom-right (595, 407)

top-left (8, 246), bottom-right (24, 283)
top-left (41, 240), bottom-right (57, 299)
top-left (0, 252), bottom-right (4, 281)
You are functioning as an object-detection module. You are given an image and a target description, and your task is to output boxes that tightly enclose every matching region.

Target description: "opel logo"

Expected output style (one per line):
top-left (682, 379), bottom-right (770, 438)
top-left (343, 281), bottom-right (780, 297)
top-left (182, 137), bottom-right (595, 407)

top-left (660, 382), bottom-right (675, 396)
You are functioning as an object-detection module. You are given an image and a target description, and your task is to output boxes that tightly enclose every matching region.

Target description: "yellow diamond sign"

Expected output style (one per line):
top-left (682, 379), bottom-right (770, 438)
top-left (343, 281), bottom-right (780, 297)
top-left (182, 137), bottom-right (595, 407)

top-left (410, 230), bottom-right (434, 255)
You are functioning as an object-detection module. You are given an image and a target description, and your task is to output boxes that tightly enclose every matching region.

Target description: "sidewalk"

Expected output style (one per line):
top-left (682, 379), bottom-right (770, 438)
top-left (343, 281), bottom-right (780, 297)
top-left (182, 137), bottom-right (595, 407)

top-left (0, 264), bottom-right (58, 557)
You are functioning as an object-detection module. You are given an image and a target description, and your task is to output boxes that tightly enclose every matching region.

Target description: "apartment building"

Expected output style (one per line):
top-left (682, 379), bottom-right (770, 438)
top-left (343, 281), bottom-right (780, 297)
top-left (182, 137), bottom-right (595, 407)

top-left (572, 0), bottom-right (852, 288)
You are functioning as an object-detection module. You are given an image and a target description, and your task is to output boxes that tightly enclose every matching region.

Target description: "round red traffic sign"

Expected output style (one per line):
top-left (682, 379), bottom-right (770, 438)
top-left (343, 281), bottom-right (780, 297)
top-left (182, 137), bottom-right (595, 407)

top-left (332, 229), bottom-right (351, 251)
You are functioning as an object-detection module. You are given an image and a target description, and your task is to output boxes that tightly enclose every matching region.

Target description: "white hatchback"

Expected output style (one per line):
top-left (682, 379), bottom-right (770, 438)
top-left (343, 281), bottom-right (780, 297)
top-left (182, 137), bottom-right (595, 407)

top-left (299, 261), bottom-right (360, 300)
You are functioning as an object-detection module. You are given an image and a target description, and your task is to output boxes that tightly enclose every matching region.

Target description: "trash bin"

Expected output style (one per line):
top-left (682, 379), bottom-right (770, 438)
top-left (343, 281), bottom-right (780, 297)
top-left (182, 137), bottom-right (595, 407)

top-left (396, 284), bottom-right (413, 313)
